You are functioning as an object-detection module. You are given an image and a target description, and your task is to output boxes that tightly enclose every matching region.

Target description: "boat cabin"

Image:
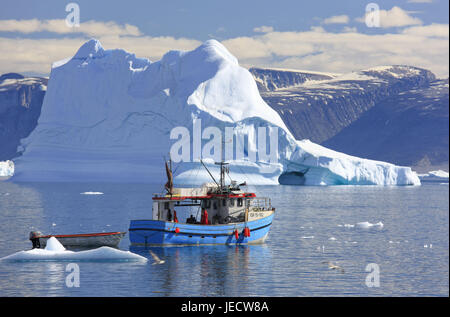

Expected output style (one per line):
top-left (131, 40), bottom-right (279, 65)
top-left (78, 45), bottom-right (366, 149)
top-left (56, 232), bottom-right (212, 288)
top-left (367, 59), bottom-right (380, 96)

top-left (152, 184), bottom-right (274, 225)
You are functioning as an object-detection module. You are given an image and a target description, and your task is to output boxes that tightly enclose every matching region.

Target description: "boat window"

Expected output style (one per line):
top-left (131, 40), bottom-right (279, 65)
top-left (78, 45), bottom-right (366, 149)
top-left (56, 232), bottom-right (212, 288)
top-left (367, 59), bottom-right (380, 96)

top-left (213, 201), bottom-right (217, 210)
top-left (222, 199), bottom-right (226, 207)
top-left (205, 200), bottom-right (211, 209)
top-left (164, 202), bottom-right (169, 210)
top-left (238, 198), bottom-right (243, 207)
top-left (230, 199), bottom-right (235, 207)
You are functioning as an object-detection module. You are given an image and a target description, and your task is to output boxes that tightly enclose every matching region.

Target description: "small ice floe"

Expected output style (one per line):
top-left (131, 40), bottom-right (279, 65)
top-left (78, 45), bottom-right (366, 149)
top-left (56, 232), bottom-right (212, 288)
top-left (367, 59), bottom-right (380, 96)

top-left (301, 236), bottom-right (314, 239)
top-left (52, 223), bottom-right (56, 227)
top-left (338, 223), bottom-right (355, 228)
top-left (424, 244), bottom-right (433, 248)
top-left (149, 250), bottom-right (165, 265)
top-left (80, 192), bottom-right (104, 195)
top-left (329, 237), bottom-right (337, 241)
top-left (0, 237), bottom-right (147, 262)
top-left (356, 221), bottom-right (384, 229)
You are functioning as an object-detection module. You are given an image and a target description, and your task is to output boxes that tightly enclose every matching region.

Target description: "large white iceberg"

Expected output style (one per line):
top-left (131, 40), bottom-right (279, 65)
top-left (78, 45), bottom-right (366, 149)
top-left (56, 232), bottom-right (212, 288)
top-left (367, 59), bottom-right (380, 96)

top-left (0, 160), bottom-right (14, 178)
top-left (0, 237), bottom-right (147, 262)
top-left (12, 39), bottom-right (420, 185)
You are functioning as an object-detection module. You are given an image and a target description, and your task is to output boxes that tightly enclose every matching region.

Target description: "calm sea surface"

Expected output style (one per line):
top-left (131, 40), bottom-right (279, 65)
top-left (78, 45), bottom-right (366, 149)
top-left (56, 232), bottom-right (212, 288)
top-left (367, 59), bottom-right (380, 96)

top-left (0, 181), bottom-right (448, 296)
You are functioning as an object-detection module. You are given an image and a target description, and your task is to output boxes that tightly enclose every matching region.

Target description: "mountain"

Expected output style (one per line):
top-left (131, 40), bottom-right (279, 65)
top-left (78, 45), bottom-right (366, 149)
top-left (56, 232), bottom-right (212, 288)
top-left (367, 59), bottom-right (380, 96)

top-left (250, 66), bottom-right (448, 171)
top-left (323, 78), bottom-right (449, 172)
top-left (0, 73), bottom-right (47, 161)
top-left (11, 39), bottom-right (419, 185)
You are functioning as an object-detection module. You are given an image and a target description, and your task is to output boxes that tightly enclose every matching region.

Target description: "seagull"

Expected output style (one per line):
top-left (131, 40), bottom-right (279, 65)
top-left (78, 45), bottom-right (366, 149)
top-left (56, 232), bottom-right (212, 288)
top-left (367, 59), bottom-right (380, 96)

top-left (322, 261), bottom-right (345, 273)
top-left (149, 250), bottom-right (165, 265)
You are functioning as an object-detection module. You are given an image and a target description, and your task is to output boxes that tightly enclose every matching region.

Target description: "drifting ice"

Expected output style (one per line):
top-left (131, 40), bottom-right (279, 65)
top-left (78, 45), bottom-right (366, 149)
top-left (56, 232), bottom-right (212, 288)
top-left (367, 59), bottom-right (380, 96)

top-left (0, 160), bottom-right (14, 177)
top-left (355, 221), bottom-right (384, 229)
top-left (12, 39), bottom-right (420, 186)
top-left (0, 237), bottom-right (147, 262)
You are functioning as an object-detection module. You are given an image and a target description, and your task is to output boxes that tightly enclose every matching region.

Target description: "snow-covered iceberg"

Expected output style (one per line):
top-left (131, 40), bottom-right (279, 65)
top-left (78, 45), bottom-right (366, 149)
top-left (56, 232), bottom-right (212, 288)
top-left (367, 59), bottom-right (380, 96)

top-left (0, 160), bottom-right (14, 178)
top-left (12, 39), bottom-right (420, 186)
top-left (0, 237), bottom-right (147, 262)
top-left (417, 170), bottom-right (449, 182)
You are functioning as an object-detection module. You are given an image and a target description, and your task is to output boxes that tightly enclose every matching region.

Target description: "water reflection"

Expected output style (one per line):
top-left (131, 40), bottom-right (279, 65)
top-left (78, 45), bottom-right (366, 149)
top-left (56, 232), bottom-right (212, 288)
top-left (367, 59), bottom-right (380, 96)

top-left (0, 182), bottom-right (45, 254)
top-left (130, 245), bottom-right (271, 296)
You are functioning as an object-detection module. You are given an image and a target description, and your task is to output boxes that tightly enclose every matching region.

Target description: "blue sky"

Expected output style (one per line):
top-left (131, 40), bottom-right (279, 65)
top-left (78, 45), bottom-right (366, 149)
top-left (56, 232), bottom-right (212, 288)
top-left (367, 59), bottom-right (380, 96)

top-left (0, 0), bottom-right (448, 77)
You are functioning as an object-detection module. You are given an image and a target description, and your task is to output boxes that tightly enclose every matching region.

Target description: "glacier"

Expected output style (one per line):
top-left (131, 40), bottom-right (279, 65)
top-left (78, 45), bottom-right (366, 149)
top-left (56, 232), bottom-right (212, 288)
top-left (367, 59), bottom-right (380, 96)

top-left (11, 39), bottom-right (420, 186)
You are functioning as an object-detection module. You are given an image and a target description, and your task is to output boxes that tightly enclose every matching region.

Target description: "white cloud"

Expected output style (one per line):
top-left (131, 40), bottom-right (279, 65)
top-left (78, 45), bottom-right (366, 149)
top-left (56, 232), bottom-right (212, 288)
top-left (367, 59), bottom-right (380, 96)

top-left (342, 26), bottom-right (358, 33)
top-left (253, 26), bottom-right (274, 33)
top-left (222, 24), bottom-right (449, 78)
top-left (0, 35), bottom-right (201, 75)
top-left (356, 6), bottom-right (423, 28)
top-left (0, 19), bottom-right (142, 37)
top-left (402, 23), bottom-right (449, 37)
top-left (0, 18), bottom-right (448, 79)
top-left (322, 15), bottom-right (349, 25)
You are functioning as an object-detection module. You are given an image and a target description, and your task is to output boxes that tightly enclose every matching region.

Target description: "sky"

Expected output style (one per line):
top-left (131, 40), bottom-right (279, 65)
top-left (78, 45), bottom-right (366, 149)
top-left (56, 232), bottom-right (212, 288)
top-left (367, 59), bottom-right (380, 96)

top-left (0, 0), bottom-right (448, 77)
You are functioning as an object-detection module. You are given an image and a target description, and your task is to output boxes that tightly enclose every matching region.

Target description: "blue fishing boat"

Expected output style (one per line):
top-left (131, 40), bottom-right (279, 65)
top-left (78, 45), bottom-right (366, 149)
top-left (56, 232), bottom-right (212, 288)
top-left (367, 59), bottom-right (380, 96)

top-left (129, 159), bottom-right (275, 246)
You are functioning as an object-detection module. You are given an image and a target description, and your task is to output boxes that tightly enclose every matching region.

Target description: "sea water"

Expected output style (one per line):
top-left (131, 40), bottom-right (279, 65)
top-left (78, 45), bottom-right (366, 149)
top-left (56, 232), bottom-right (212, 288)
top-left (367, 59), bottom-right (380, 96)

top-left (0, 181), bottom-right (448, 296)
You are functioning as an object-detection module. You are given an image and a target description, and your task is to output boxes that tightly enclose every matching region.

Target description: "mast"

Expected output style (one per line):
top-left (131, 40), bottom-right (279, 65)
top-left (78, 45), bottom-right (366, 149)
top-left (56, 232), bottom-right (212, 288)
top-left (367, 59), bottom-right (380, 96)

top-left (200, 124), bottom-right (233, 193)
top-left (215, 131), bottom-right (229, 192)
top-left (164, 157), bottom-right (174, 195)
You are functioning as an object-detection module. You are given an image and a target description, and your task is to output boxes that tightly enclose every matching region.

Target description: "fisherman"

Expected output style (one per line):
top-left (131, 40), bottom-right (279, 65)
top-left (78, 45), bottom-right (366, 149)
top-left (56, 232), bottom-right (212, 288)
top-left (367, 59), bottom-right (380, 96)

top-left (29, 231), bottom-right (41, 249)
top-left (200, 209), bottom-right (209, 225)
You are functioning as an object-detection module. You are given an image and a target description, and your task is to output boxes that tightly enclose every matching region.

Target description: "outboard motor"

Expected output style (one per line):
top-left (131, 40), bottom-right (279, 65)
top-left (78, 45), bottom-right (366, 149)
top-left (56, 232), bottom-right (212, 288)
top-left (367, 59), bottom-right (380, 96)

top-left (29, 231), bottom-right (42, 249)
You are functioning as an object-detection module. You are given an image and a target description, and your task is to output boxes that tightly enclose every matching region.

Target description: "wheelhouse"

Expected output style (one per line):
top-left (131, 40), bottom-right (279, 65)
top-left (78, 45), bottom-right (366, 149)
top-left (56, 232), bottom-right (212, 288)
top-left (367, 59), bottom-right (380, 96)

top-left (152, 185), bottom-right (274, 225)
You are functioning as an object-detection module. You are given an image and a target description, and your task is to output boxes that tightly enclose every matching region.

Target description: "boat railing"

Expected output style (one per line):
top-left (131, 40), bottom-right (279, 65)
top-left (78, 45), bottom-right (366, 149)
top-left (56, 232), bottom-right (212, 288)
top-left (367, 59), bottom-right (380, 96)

top-left (249, 197), bottom-right (272, 211)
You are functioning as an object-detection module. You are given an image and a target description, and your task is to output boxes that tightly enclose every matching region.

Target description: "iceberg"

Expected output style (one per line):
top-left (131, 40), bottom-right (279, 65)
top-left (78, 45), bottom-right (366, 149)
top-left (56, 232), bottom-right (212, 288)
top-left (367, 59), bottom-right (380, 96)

top-left (417, 170), bottom-right (449, 182)
top-left (12, 39), bottom-right (420, 186)
top-left (0, 237), bottom-right (147, 262)
top-left (0, 160), bottom-right (14, 178)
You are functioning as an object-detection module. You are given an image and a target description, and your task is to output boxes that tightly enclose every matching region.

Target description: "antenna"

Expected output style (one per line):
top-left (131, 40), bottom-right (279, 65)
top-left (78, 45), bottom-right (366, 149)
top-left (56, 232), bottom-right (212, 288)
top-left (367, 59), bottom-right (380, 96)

top-left (200, 159), bottom-right (220, 188)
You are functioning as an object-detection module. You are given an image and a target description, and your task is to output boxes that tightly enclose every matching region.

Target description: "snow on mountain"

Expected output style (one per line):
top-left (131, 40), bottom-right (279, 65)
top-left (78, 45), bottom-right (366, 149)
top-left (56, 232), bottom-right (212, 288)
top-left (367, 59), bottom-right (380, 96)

top-left (12, 39), bottom-right (420, 185)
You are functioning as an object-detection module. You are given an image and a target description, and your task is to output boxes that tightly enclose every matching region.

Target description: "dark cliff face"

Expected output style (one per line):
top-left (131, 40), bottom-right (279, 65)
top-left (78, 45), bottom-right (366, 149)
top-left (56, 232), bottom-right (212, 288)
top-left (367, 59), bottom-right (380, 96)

top-left (323, 79), bottom-right (449, 172)
top-left (0, 74), bottom-right (48, 161)
top-left (251, 66), bottom-right (448, 171)
top-left (251, 65), bottom-right (437, 143)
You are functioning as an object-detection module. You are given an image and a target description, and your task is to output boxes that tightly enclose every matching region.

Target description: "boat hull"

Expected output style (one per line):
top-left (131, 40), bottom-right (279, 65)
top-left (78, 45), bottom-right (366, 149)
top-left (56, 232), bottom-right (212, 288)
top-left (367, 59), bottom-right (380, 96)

top-left (36, 232), bottom-right (126, 248)
top-left (129, 214), bottom-right (274, 246)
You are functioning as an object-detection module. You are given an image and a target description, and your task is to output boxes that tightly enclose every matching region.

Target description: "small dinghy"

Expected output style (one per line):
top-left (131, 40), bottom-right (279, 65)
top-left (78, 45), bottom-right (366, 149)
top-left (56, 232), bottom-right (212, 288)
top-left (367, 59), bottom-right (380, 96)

top-left (29, 231), bottom-right (126, 249)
